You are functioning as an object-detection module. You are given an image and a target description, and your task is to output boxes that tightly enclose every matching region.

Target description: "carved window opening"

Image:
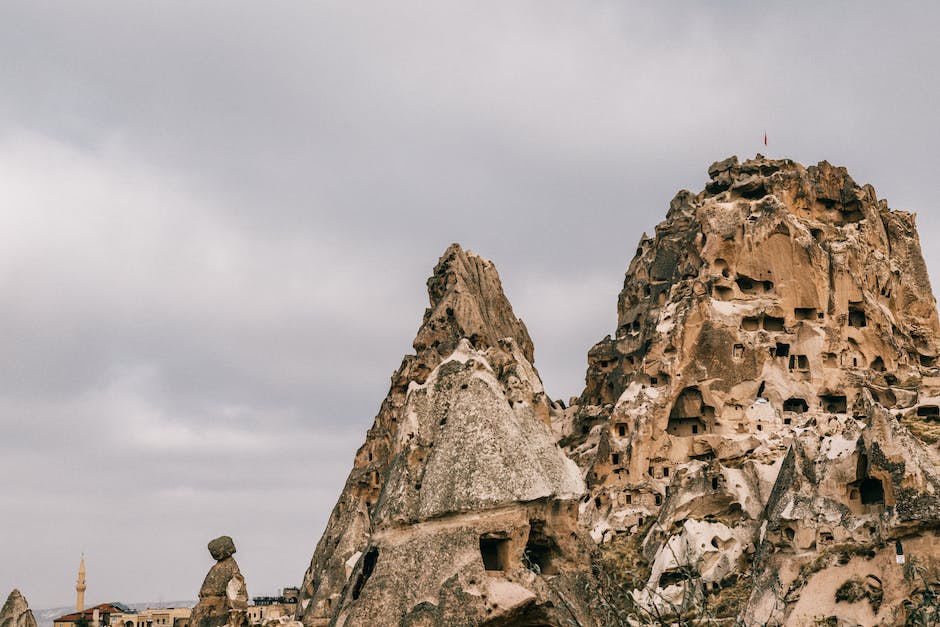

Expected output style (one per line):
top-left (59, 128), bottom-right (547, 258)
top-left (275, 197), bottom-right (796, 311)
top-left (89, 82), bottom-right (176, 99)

top-left (712, 285), bottom-right (733, 301)
top-left (617, 423), bottom-right (627, 437)
top-left (783, 397), bottom-right (808, 413)
top-left (351, 547), bottom-right (379, 600)
top-left (611, 453), bottom-right (620, 465)
top-left (733, 344), bottom-right (744, 359)
top-left (775, 342), bottom-right (790, 357)
top-left (668, 387), bottom-right (711, 436)
top-left (763, 316), bottom-right (785, 332)
top-left (784, 527), bottom-right (795, 541)
top-left (625, 494), bottom-right (632, 505)
top-left (711, 477), bottom-right (719, 490)
top-left (524, 523), bottom-right (558, 575)
top-left (920, 354), bottom-right (937, 367)
top-left (848, 306), bottom-right (867, 328)
top-left (659, 571), bottom-right (686, 588)
top-left (479, 536), bottom-right (509, 572)
top-left (917, 406), bottom-right (940, 421)
top-left (860, 478), bottom-right (885, 505)
top-left (794, 307), bottom-right (817, 321)
top-left (788, 355), bottom-right (809, 371)
top-left (735, 275), bottom-right (773, 294)
top-left (741, 317), bottom-right (759, 331)
top-left (663, 467), bottom-right (669, 477)
top-left (655, 494), bottom-right (662, 506)
top-left (871, 356), bottom-right (885, 371)
top-left (819, 394), bottom-right (847, 413)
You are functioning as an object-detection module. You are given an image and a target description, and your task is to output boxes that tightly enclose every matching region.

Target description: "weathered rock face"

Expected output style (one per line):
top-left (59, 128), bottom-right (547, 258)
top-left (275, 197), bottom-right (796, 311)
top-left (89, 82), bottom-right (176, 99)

top-left (191, 536), bottom-right (249, 627)
top-left (301, 157), bottom-right (940, 624)
top-left (568, 155), bottom-right (940, 623)
top-left (298, 244), bottom-right (601, 626)
top-left (1, 590), bottom-right (37, 627)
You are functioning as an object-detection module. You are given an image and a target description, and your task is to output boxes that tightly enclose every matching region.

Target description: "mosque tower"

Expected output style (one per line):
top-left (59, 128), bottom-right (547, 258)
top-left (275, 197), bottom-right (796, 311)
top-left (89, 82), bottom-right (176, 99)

top-left (76, 555), bottom-right (86, 612)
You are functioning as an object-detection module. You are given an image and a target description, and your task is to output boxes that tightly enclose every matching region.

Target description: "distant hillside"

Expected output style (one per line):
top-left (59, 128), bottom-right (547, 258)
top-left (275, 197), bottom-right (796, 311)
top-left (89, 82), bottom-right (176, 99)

top-left (35, 601), bottom-right (195, 627)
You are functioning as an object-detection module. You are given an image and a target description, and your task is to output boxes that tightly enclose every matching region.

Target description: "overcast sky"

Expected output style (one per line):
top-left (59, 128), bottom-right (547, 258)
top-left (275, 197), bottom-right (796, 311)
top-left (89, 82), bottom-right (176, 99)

top-left (2, 1), bottom-right (939, 609)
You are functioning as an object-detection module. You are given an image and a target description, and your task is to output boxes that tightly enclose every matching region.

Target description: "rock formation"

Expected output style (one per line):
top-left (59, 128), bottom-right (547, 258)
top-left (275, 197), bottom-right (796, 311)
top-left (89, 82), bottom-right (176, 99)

top-left (300, 156), bottom-right (940, 625)
top-left (568, 155), bottom-right (940, 624)
top-left (298, 244), bottom-right (602, 626)
top-left (191, 536), bottom-right (249, 627)
top-left (0, 590), bottom-right (37, 627)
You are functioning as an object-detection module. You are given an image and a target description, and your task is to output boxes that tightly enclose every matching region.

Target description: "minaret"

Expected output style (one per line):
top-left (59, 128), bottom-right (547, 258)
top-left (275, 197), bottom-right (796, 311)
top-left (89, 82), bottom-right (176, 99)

top-left (76, 554), bottom-right (86, 612)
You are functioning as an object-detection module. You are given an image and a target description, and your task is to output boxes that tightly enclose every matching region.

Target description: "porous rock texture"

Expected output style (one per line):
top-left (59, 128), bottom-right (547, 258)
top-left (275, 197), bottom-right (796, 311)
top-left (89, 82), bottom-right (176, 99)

top-left (568, 155), bottom-right (940, 624)
top-left (298, 244), bottom-right (601, 626)
top-left (0, 590), bottom-right (37, 627)
top-left (191, 536), bottom-right (249, 627)
top-left (300, 157), bottom-right (940, 625)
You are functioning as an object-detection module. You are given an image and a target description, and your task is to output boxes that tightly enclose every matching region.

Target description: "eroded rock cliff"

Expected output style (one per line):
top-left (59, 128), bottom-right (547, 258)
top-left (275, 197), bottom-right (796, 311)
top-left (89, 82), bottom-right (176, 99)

top-left (570, 155), bottom-right (940, 624)
top-left (300, 157), bottom-right (940, 625)
top-left (298, 244), bottom-right (601, 626)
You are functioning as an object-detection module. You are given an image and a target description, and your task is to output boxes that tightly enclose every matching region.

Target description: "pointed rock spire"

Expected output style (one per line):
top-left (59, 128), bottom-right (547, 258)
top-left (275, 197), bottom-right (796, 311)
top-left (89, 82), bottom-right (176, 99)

top-left (298, 245), bottom-right (599, 626)
top-left (1, 589), bottom-right (37, 627)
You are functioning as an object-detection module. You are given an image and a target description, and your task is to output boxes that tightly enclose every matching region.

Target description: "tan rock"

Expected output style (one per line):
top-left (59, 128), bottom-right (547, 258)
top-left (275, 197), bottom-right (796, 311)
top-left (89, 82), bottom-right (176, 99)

top-left (571, 155), bottom-right (940, 622)
top-left (0, 590), bottom-right (37, 627)
top-left (191, 536), bottom-right (248, 627)
top-left (298, 245), bottom-right (600, 627)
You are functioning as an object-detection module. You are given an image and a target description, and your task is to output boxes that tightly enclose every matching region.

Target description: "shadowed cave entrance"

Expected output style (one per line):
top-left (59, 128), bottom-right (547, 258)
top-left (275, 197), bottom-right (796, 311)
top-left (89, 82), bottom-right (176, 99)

top-left (351, 546), bottom-right (379, 600)
top-left (480, 536), bottom-right (510, 572)
top-left (523, 521), bottom-right (560, 575)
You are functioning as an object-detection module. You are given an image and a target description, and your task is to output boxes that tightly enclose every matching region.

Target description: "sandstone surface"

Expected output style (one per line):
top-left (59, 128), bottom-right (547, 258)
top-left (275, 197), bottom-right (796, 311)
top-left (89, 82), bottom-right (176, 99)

top-left (299, 157), bottom-right (940, 625)
top-left (569, 155), bottom-right (940, 624)
top-left (0, 590), bottom-right (36, 627)
top-left (298, 244), bottom-right (601, 626)
top-left (191, 536), bottom-right (249, 627)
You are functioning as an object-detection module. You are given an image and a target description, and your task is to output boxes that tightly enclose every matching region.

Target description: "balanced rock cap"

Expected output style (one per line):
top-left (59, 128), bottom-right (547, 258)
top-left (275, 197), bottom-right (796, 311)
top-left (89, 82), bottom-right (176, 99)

top-left (208, 536), bottom-right (236, 561)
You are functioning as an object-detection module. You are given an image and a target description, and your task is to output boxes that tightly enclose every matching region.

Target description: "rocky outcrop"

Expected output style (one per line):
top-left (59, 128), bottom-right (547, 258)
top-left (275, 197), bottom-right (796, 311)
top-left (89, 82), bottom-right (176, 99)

top-left (1, 590), bottom-right (37, 627)
top-left (568, 155), bottom-right (940, 623)
top-left (300, 157), bottom-right (940, 624)
top-left (191, 536), bottom-right (248, 627)
top-left (298, 244), bottom-right (601, 626)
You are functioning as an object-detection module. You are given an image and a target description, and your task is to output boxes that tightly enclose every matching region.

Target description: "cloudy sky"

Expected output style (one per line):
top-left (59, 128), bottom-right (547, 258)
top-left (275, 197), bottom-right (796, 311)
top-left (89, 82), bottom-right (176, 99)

top-left (2, 1), bottom-right (939, 609)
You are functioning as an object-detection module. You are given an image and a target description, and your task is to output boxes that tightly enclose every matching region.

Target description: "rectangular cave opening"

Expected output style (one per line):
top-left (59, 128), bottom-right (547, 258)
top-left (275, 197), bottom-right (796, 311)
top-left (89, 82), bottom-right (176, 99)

top-left (775, 342), bottom-right (790, 357)
top-left (860, 478), bottom-right (885, 505)
top-left (848, 305), bottom-right (867, 328)
top-left (788, 354), bottom-right (809, 371)
top-left (917, 405), bottom-right (940, 421)
top-left (819, 394), bottom-right (848, 414)
top-left (480, 536), bottom-right (510, 572)
top-left (794, 307), bottom-right (817, 321)
top-left (783, 397), bottom-right (808, 413)
top-left (763, 316), bottom-right (785, 332)
top-left (524, 523), bottom-right (559, 575)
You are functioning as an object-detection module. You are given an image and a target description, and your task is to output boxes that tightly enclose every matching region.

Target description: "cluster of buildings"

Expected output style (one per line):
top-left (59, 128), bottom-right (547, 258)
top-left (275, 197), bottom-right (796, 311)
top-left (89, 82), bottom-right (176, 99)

top-left (53, 558), bottom-right (298, 627)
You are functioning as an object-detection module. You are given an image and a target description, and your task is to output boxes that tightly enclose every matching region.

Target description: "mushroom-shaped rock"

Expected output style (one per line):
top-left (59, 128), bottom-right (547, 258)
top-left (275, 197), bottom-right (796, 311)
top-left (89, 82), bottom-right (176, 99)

top-left (191, 537), bottom-right (248, 627)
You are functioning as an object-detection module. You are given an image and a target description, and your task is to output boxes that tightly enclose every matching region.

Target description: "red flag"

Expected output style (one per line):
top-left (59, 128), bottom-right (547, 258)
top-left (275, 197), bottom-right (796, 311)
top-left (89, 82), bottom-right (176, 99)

top-left (764, 131), bottom-right (768, 146)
